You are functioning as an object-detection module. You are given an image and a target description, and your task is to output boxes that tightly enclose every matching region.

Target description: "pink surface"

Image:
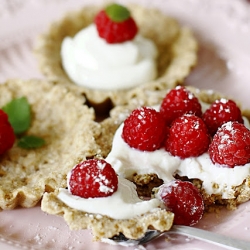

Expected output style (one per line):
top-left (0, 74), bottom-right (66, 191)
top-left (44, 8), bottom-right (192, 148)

top-left (0, 0), bottom-right (250, 249)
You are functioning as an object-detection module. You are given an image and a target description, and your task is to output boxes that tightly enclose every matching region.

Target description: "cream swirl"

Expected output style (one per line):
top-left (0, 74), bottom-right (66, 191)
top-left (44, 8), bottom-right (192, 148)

top-left (61, 24), bottom-right (158, 90)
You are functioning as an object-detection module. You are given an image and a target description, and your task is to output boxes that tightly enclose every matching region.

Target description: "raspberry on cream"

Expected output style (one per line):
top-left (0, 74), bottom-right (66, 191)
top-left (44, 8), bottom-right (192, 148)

top-left (67, 159), bottom-right (118, 198)
top-left (61, 24), bottom-right (158, 90)
top-left (156, 180), bottom-right (204, 226)
top-left (58, 176), bottom-right (162, 220)
top-left (95, 3), bottom-right (138, 44)
top-left (106, 87), bottom-right (250, 202)
top-left (105, 121), bottom-right (250, 200)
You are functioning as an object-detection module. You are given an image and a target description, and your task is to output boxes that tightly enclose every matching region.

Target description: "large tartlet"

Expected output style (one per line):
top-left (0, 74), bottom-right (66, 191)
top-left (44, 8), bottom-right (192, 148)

top-left (99, 86), bottom-right (250, 210)
top-left (34, 4), bottom-right (198, 114)
top-left (41, 86), bottom-right (250, 243)
top-left (0, 79), bottom-right (101, 210)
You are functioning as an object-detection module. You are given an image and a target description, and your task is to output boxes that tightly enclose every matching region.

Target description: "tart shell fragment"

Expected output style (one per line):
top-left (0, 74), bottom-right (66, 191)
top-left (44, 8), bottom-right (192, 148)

top-left (0, 79), bottom-right (101, 210)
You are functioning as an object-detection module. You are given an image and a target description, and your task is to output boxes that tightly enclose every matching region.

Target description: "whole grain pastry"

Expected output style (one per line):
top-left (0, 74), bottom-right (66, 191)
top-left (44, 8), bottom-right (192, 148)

top-left (34, 3), bottom-right (198, 114)
top-left (42, 188), bottom-right (174, 241)
top-left (0, 79), bottom-right (101, 210)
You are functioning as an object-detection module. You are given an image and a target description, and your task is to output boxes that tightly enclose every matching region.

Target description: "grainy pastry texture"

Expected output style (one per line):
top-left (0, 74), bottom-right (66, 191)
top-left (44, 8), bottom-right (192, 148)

top-left (0, 79), bottom-right (101, 210)
top-left (97, 86), bottom-right (250, 210)
top-left (34, 4), bottom-right (198, 112)
top-left (42, 190), bottom-right (174, 241)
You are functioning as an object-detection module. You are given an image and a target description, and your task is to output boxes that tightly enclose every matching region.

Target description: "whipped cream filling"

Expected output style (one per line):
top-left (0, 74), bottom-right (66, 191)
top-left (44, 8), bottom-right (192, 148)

top-left (61, 24), bottom-right (158, 90)
top-left (106, 123), bottom-right (250, 199)
top-left (58, 176), bottom-right (161, 220)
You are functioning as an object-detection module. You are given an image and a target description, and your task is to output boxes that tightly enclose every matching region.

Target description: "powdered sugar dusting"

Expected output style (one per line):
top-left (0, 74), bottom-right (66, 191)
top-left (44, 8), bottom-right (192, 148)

top-left (223, 121), bottom-right (234, 131)
top-left (194, 120), bottom-right (200, 129)
top-left (188, 92), bottom-right (195, 100)
top-left (95, 173), bottom-right (116, 194)
top-left (97, 161), bottom-right (107, 170)
top-left (220, 98), bottom-right (228, 104)
top-left (218, 122), bottom-right (236, 145)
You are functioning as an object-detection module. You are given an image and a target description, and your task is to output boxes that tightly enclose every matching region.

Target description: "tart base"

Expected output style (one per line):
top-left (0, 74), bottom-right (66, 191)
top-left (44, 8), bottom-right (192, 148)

top-left (42, 190), bottom-right (174, 241)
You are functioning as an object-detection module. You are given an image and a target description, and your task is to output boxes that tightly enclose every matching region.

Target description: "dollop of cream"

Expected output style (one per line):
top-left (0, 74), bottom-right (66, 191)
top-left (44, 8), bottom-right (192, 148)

top-left (106, 123), bottom-right (250, 199)
top-left (58, 176), bottom-right (161, 220)
top-left (61, 24), bottom-right (158, 90)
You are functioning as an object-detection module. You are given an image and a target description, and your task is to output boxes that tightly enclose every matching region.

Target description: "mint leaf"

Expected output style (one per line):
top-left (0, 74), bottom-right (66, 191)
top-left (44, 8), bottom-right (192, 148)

top-left (2, 97), bottom-right (46, 150)
top-left (2, 97), bottom-right (31, 135)
top-left (105, 3), bottom-right (130, 22)
top-left (17, 135), bottom-right (45, 149)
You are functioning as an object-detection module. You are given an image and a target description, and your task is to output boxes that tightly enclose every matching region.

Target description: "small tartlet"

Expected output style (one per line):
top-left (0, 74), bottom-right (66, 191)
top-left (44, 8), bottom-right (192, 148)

top-left (34, 4), bottom-right (198, 114)
top-left (0, 79), bottom-right (101, 210)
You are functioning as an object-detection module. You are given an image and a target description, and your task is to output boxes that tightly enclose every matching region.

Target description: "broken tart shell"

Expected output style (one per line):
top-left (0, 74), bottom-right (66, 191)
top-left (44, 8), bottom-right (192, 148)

top-left (0, 79), bottom-right (101, 210)
top-left (42, 189), bottom-right (174, 241)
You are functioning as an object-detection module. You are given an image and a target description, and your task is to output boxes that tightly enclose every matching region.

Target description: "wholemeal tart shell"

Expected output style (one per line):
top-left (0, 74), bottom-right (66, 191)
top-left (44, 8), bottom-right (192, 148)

top-left (34, 4), bottom-right (198, 114)
top-left (0, 79), bottom-right (102, 210)
top-left (42, 190), bottom-right (174, 241)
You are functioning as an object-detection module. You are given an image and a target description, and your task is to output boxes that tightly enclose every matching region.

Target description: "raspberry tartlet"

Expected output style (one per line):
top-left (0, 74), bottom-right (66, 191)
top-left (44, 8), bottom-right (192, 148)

top-left (41, 86), bottom-right (250, 245)
top-left (0, 79), bottom-right (101, 210)
top-left (34, 3), bottom-right (198, 114)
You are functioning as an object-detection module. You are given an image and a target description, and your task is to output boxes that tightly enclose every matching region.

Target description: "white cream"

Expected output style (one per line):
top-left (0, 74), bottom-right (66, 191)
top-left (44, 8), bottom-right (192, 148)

top-left (61, 24), bottom-right (158, 90)
top-left (106, 123), bottom-right (250, 199)
top-left (58, 176), bottom-right (161, 220)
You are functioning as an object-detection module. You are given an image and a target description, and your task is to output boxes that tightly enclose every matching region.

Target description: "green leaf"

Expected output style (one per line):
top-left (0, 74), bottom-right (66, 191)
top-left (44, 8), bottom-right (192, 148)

top-left (105, 3), bottom-right (130, 22)
top-left (2, 97), bottom-right (31, 135)
top-left (17, 135), bottom-right (45, 149)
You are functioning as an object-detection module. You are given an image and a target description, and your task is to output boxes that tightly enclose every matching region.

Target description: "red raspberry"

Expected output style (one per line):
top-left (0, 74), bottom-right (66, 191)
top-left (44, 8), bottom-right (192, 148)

top-left (122, 107), bottom-right (167, 151)
top-left (0, 110), bottom-right (15, 155)
top-left (165, 114), bottom-right (210, 158)
top-left (68, 159), bottom-right (118, 198)
top-left (160, 86), bottom-right (202, 126)
top-left (95, 3), bottom-right (138, 44)
top-left (203, 99), bottom-right (243, 135)
top-left (158, 180), bottom-right (204, 226)
top-left (209, 121), bottom-right (250, 167)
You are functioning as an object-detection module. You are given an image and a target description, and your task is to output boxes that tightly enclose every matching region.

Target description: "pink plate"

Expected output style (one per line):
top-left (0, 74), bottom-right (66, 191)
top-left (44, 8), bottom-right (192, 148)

top-left (0, 0), bottom-right (250, 249)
